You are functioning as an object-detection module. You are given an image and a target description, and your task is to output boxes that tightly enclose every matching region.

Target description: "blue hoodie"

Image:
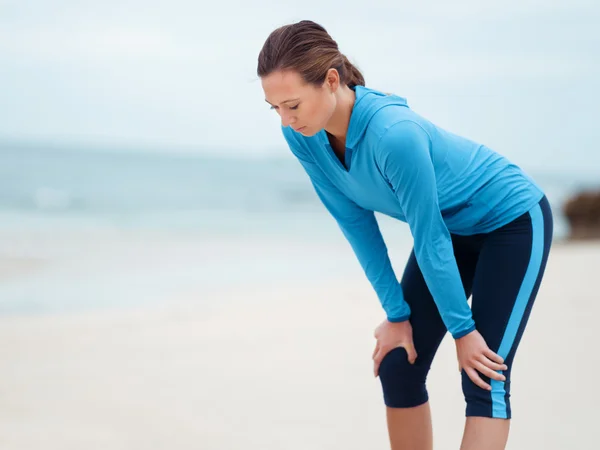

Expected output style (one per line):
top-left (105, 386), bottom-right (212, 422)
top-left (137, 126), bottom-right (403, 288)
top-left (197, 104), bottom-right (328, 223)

top-left (281, 85), bottom-right (544, 339)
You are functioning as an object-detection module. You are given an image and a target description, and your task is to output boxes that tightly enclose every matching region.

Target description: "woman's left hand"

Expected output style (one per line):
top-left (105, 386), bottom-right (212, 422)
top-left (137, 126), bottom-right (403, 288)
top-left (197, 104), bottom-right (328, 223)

top-left (372, 319), bottom-right (417, 377)
top-left (455, 330), bottom-right (508, 390)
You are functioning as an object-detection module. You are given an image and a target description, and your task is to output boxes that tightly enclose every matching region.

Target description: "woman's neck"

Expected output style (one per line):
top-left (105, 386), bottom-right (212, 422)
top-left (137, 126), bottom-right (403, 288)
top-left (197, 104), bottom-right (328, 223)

top-left (325, 85), bottom-right (356, 145)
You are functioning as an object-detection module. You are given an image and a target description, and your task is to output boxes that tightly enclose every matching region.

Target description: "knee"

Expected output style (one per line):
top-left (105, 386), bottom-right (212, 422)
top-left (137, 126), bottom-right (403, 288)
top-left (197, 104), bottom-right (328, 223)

top-left (461, 371), bottom-right (513, 419)
top-left (378, 347), bottom-right (430, 408)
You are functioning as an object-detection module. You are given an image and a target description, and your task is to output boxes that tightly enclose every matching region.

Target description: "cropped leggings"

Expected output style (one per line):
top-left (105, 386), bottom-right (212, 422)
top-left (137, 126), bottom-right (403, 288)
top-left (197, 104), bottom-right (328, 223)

top-left (378, 195), bottom-right (553, 418)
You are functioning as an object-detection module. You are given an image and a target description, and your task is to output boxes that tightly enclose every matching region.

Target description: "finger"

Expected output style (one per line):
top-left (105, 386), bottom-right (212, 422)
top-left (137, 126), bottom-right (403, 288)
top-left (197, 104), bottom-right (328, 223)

top-left (373, 325), bottom-right (381, 339)
top-left (372, 342), bottom-right (380, 360)
top-left (465, 367), bottom-right (491, 391)
top-left (373, 350), bottom-right (382, 377)
top-left (373, 345), bottom-right (394, 377)
top-left (473, 361), bottom-right (506, 382)
top-left (478, 355), bottom-right (508, 372)
top-left (403, 342), bottom-right (418, 365)
top-left (484, 348), bottom-right (505, 365)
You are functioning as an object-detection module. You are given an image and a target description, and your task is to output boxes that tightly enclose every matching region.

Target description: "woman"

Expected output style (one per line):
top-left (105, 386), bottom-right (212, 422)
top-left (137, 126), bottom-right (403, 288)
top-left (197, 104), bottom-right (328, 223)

top-left (257, 20), bottom-right (553, 450)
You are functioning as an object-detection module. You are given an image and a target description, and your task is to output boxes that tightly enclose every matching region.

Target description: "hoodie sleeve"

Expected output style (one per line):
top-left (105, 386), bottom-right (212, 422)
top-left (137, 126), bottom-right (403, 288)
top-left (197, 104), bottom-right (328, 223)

top-left (376, 120), bottom-right (476, 339)
top-left (281, 127), bottom-right (411, 322)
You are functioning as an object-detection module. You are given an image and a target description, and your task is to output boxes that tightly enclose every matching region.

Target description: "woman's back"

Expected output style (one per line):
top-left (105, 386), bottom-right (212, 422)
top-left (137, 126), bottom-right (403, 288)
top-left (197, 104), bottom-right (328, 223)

top-left (283, 85), bottom-right (544, 234)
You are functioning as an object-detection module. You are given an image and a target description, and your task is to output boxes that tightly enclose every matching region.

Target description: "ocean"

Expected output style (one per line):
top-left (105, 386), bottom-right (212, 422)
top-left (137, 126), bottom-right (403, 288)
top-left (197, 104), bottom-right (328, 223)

top-left (0, 144), bottom-right (326, 234)
top-left (0, 143), bottom-right (596, 316)
top-left (0, 142), bottom-right (595, 238)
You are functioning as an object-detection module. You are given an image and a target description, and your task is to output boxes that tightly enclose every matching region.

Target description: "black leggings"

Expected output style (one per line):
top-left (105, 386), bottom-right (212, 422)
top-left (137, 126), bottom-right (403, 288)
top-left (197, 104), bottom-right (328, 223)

top-left (378, 195), bottom-right (553, 418)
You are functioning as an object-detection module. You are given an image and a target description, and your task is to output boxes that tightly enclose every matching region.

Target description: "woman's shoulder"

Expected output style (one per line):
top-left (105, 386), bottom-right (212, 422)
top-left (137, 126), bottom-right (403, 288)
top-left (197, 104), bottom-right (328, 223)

top-left (353, 88), bottom-right (424, 136)
top-left (363, 107), bottom-right (432, 150)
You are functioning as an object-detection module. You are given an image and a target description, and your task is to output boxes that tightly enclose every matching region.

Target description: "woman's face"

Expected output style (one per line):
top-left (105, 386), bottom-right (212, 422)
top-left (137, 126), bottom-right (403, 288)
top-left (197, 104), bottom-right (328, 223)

top-left (261, 69), bottom-right (337, 136)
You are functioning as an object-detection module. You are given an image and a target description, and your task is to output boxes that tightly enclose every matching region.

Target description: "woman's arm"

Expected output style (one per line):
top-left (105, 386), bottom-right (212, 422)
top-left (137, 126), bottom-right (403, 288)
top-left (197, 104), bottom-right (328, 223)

top-left (376, 120), bottom-right (476, 339)
top-left (282, 126), bottom-right (410, 322)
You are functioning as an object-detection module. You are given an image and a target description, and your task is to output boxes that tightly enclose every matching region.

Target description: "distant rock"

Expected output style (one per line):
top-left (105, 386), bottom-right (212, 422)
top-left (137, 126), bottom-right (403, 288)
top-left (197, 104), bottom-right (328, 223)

top-left (563, 190), bottom-right (600, 240)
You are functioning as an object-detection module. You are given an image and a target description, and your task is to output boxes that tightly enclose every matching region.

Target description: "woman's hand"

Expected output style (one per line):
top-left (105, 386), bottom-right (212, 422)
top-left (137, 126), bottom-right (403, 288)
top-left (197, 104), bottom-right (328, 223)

top-left (455, 330), bottom-right (508, 390)
top-left (372, 319), bottom-right (417, 377)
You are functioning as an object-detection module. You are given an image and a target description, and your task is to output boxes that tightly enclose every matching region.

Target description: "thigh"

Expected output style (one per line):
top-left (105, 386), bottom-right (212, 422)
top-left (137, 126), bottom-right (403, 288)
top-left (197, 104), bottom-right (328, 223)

top-left (399, 238), bottom-right (479, 367)
top-left (471, 197), bottom-right (553, 362)
top-left (466, 196), bottom-right (553, 417)
top-left (378, 241), bottom-right (479, 407)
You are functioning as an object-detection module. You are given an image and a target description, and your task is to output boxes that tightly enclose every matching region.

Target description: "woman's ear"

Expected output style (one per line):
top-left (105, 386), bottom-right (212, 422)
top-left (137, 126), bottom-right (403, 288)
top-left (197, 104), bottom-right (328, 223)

top-left (325, 68), bottom-right (340, 92)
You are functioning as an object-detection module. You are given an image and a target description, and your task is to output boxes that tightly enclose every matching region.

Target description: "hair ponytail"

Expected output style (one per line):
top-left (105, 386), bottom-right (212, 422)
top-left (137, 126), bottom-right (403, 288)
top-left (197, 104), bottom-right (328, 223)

top-left (341, 54), bottom-right (365, 89)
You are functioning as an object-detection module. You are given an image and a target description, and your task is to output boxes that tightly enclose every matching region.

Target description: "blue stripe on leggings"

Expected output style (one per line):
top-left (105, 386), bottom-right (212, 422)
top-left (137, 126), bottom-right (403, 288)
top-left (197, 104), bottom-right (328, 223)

top-left (490, 203), bottom-right (544, 419)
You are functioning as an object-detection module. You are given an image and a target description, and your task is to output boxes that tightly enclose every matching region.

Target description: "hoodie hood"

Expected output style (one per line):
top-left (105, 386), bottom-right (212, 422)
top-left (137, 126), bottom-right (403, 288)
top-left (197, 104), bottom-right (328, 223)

top-left (339, 85), bottom-right (409, 149)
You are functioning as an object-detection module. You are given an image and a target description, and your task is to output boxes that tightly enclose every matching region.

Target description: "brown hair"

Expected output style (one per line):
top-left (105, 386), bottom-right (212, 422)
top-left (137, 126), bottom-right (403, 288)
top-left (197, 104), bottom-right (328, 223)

top-left (257, 20), bottom-right (365, 89)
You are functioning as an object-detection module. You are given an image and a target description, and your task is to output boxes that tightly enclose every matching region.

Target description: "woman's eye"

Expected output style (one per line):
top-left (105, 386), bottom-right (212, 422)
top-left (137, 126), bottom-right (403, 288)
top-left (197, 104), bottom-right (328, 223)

top-left (269, 104), bottom-right (299, 110)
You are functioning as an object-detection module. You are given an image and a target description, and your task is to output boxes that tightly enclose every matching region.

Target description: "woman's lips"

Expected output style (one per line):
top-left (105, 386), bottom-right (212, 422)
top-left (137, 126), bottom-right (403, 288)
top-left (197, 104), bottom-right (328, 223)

top-left (294, 126), bottom-right (306, 132)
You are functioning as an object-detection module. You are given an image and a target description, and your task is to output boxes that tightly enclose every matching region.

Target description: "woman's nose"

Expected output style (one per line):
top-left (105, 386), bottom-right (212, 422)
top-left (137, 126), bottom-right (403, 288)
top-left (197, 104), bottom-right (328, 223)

top-left (280, 111), bottom-right (296, 128)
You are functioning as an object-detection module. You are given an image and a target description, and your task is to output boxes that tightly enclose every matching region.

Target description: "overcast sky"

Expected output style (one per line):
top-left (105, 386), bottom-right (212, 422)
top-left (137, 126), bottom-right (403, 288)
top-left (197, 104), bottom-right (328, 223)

top-left (1, 0), bottom-right (598, 173)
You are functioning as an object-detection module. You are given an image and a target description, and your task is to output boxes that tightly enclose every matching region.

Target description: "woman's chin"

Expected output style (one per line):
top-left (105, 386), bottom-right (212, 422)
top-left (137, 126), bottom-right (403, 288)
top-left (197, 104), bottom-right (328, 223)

top-left (299, 127), bottom-right (318, 136)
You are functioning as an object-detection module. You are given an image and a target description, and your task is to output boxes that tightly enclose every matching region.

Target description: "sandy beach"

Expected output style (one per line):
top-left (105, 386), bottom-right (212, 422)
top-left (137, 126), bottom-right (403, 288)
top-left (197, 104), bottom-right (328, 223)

top-left (0, 240), bottom-right (598, 450)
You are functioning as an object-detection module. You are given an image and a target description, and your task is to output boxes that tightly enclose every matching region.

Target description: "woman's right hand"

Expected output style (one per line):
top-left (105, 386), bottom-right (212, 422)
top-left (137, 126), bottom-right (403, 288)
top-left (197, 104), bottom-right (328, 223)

top-left (455, 329), bottom-right (508, 390)
top-left (372, 319), bottom-right (418, 377)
